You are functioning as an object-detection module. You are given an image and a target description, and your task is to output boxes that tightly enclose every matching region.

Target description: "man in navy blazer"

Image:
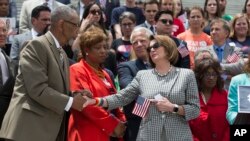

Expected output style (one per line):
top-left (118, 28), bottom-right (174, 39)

top-left (117, 27), bottom-right (153, 141)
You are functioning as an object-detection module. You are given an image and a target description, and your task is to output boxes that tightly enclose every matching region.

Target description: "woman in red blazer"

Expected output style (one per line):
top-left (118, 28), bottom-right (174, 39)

top-left (189, 57), bottom-right (229, 141)
top-left (68, 25), bottom-right (126, 141)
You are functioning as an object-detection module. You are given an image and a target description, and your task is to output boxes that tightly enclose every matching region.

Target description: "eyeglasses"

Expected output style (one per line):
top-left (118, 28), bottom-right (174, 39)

top-left (159, 19), bottom-right (173, 25)
top-left (204, 72), bottom-right (218, 78)
top-left (147, 43), bottom-right (161, 52)
top-left (90, 10), bottom-right (102, 15)
top-left (64, 20), bottom-right (79, 28)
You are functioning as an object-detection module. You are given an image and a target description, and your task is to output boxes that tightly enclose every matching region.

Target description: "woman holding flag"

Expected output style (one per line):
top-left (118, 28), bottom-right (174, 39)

top-left (82, 35), bottom-right (200, 141)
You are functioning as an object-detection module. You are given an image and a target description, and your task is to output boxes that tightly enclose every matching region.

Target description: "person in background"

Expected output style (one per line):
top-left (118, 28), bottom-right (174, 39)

top-left (189, 57), bottom-right (229, 141)
top-left (242, 0), bottom-right (250, 22)
top-left (111, 0), bottom-right (145, 39)
top-left (0, 19), bottom-right (16, 135)
top-left (68, 25), bottom-right (126, 141)
top-left (0, 6), bottom-right (90, 141)
top-left (0, 0), bottom-right (17, 18)
top-left (173, 0), bottom-right (188, 29)
top-left (19, 0), bottom-right (64, 33)
top-left (82, 34), bottom-right (200, 141)
top-left (72, 2), bottom-right (112, 52)
top-left (135, 0), bottom-right (144, 11)
top-left (227, 53), bottom-right (250, 125)
top-left (159, 0), bottom-right (185, 37)
top-left (177, 6), bottom-right (213, 69)
top-left (111, 11), bottom-right (136, 64)
top-left (219, 0), bottom-right (233, 22)
top-left (137, 0), bottom-right (159, 34)
top-left (10, 5), bottom-right (51, 63)
top-left (68, 0), bottom-right (94, 20)
top-left (201, 18), bottom-right (245, 90)
top-left (203, 0), bottom-right (222, 35)
top-left (229, 13), bottom-right (250, 57)
top-left (95, 0), bottom-right (120, 29)
top-left (155, 10), bottom-right (190, 68)
top-left (118, 27), bottom-right (153, 141)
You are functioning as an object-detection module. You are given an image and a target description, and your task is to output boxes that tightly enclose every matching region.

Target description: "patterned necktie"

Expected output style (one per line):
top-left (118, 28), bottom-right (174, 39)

top-left (216, 48), bottom-right (223, 62)
top-left (58, 47), bottom-right (64, 70)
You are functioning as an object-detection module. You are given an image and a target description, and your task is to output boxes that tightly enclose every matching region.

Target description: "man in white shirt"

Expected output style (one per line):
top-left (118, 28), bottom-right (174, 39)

top-left (10, 5), bottom-right (51, 62)
top-left (19, 0), bottom-right (64, 33)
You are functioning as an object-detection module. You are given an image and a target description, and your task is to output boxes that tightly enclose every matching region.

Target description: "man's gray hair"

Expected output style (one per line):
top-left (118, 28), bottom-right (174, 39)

top-left (130, 27), bottom-right (153, 43)
top-left (51, 6), bottom-right (76, 24)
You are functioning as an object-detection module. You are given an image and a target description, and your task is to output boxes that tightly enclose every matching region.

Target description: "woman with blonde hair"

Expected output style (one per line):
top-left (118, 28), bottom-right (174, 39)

top-left (229, 13), bottom-right (250, 57)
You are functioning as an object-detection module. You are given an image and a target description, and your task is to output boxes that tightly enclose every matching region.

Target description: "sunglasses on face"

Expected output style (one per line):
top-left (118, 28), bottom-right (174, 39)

top-left (147, 42), bottom-right (161, 52)
top-left (204, 72), bottom-right (218, 78)
top-left (159, 19), bottom-right (173, 25)
top-left (90, 9), bottom-right (102, 15)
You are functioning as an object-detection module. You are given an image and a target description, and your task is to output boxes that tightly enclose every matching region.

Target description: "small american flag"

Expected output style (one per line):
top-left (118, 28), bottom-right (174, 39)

top-left (227, 52), bottom-right (240, 63)
top-left (177, 42), bottom-right (189, 58)
top-left (132, 96), bottom-right (150, 118)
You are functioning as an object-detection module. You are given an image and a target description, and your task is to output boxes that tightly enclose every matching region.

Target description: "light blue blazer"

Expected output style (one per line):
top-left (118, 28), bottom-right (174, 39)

top-left (226, 73), bottom-right (250, 125)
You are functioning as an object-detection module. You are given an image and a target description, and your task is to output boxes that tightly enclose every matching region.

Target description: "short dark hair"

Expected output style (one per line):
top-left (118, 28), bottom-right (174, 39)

top-left (31, 5), bottom-right (51, 19)
top-left (154, 10), bottom-right (174, 22)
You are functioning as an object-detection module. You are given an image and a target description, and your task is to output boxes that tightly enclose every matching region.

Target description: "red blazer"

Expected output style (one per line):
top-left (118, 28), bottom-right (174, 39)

top-left (68, 60), bottom-right (125, 141)
top-left (189, 87), bottom-right (230, 141)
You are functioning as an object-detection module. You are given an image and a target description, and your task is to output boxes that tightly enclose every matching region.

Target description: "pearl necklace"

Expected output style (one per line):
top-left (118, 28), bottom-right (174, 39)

top-left (155, 65), bottom-right (172, 77)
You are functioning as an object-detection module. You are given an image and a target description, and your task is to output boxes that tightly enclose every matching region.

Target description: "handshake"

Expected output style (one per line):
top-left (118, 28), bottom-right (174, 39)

top-left (71, 89), bottom-right (93, 111)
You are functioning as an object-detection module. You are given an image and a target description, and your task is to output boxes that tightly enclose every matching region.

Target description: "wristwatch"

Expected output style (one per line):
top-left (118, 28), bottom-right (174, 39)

top-left (172, 104), bottom-right (179, 114)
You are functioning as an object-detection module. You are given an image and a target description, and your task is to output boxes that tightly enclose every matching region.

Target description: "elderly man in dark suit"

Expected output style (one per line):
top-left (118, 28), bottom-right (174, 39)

top-left (0, 19), bottom-right (16, 131)
top-left (117, 27), bottom-right (152, 141)
top-left (0, 6), bottom-right (90, 141)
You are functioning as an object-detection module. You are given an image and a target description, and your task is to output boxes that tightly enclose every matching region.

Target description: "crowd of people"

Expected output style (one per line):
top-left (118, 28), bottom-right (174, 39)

top-left (1, 0), bottom-right (250, 141)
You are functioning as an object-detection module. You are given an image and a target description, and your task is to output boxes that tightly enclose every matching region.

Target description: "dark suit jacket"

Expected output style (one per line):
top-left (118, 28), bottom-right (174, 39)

top-left (0, 49), bottom-right (16, 128)
top-left (117, 59), bottom-right (148, 141)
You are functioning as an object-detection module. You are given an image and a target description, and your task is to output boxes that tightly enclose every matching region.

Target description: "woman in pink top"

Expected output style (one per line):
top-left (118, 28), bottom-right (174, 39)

top-left (177, 6), bottom-right (213, 69)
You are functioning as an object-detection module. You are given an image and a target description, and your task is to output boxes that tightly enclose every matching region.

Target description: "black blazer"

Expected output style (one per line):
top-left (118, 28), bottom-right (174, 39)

top-left (0, 50), bottom-right (16, 127)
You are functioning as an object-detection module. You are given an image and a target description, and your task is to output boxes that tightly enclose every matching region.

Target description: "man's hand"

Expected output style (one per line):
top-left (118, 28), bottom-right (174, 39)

top-left (71, 89), bottom-right (93, 111)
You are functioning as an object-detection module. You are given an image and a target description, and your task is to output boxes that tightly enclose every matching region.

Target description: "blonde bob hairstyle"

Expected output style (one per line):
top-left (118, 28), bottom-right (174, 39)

top-left (149, 35), bottom-right (179, 68)
top-left (79, 26), bottom-right (108, 59)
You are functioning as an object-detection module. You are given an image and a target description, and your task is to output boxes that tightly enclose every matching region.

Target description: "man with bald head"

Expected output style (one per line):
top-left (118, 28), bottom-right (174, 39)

top-left (0, 19), bottom-right (16, 135)
top-left (0, 6), bottom-right (90, 141)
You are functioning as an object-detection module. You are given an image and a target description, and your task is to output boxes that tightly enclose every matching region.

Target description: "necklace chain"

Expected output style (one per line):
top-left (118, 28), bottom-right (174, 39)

top-left (155, 65), bottom-right (172, 77)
